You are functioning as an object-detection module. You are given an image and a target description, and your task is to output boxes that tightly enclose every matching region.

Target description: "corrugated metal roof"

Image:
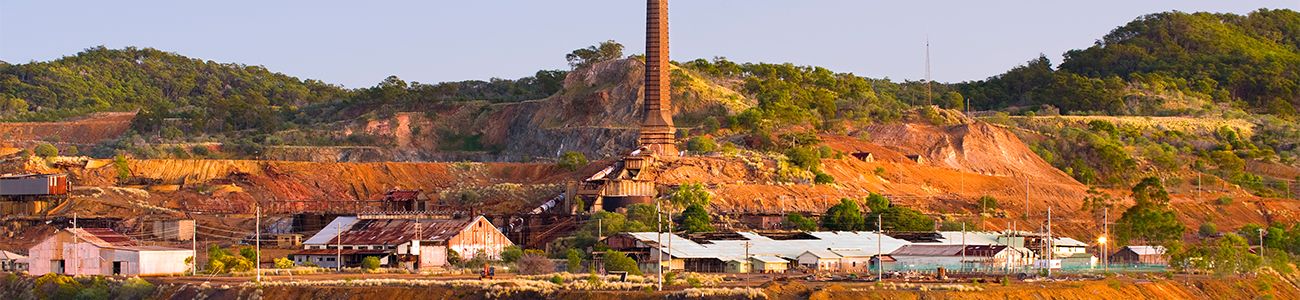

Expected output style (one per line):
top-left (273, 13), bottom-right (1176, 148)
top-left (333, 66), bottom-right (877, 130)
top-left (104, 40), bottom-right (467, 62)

top-left (620, 231), bottom-right (911, 260)
top-left (294, 249), bottom-right (391, 255)
top-left (304, 217), bottom-right (357, 245)
top-left (112, 246), bottom-right (190, 252)
top-left (830, 250), bottom-right (877, 257)
top-left (1054, 237), bottom-right (1088, 247)
top-left (801, 250), bottom-right (840, 259)
top-left (0, 250), bottom-right (24, 260)
top-left (751, 256), bottom-right (788, 263)
top-left (935, 231), bottom-right (1003, 245)
top-left (305, 216), bottom-right (484, 247)
top-left (890, 244), bottom-right (967, 256)
top-left (67, 228), bottom-right (137, 248)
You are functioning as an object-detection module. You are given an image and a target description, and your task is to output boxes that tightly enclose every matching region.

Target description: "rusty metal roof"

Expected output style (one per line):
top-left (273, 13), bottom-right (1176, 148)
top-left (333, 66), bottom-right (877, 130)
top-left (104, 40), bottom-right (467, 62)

top-left (889, 244), bottom-right (967, 256)
top-left (325, 217), bottom-right (477, 246)
top-left (294, 249), bottom-right (391, 256)
top-left (66, 228), bottom-right (138, 248)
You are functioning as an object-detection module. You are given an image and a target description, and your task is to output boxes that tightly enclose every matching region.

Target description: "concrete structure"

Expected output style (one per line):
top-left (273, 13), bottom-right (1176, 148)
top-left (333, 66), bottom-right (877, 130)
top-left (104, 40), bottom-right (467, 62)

top-left (150, 219), bottom-right (195, 241)
top-left (298, 215), bottom-right (511, 269)
top-left (797, 250), bottom-right (842, 271)
top-left (1, 250), bottom-right (27, 272)
top-left (1111, 246), bottom-right (1167, 265)
top-left (27, 228), bottom-right (192, 276)
top-left (275, 234), bottom-right (303, 248)
top-left (638, 0), bottom-right (677, 156)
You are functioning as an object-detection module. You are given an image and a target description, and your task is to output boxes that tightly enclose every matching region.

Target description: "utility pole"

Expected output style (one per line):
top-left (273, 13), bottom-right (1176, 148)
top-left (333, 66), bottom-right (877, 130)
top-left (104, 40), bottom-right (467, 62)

top-left (925, 35), bottom-right (931, 107)
top-left (1046, 205), bottom-right (1052, 278)
top-left (1259, 228), bottom-right (1266, 257)
top-left (743, 241), bottom-right (752, 286)
top-left (335, 221), bottom-right (342, 271)
top-left (1025, 178), bottom-right (1030, 220)
top-left (256, 207), bottom-right (261, 282)
top-left (657, 200), bottom-right (662, 291)
top-left (877, 214), bottom-right (883, 280)
top-left (1103, 207), bottom-right (1108, 273)
top-left (962, 223), bottom-right (966, 272)
top-left (192, 219), bottom-right (197, 276)
top-left (73, 213), bottom-right (78, 275)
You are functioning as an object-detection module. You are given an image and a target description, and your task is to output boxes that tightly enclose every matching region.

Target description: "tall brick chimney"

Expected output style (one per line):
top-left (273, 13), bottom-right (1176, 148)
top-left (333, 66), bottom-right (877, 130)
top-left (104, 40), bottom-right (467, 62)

top-left (639, 0), bottom-right (677, 156)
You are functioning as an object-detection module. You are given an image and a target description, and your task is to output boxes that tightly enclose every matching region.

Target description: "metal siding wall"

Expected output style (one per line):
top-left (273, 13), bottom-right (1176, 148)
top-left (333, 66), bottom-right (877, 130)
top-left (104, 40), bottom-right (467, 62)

top-left (1, 178), bottom-right (51, 195)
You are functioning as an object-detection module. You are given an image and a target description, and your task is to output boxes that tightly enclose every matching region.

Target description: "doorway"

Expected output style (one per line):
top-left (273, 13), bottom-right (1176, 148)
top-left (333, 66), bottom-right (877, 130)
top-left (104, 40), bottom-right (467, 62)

top-left (112, 261), bottom-right (122, 275)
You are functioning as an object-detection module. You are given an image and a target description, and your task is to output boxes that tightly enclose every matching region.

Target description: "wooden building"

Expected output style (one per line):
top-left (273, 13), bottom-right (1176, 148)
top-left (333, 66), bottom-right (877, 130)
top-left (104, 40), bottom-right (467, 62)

top-left (1110, 245), bottom-right (1167, 265)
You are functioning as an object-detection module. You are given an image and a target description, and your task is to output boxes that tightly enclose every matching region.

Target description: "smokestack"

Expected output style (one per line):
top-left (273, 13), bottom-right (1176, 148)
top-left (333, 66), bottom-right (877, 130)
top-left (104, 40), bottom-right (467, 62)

top-left (639, 0), bottom-right (677, 156)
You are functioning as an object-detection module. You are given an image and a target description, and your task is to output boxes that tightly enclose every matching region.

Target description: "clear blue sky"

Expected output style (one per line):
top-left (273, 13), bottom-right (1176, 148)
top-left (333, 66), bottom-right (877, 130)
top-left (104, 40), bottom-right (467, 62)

top-left (2, 0), bottom-right (1295, 88)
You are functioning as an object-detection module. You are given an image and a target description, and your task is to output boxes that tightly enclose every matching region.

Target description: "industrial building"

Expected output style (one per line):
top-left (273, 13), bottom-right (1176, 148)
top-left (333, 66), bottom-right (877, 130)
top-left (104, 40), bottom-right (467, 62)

top-left (27, 228), bottom-right (192, 276)
top-left (296, 215), bottom-right (512, 269)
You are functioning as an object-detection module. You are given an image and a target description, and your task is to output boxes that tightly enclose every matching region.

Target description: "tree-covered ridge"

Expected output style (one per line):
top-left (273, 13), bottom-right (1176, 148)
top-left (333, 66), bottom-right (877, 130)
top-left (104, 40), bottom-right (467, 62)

top-left (961, 9), bottom-right (1300, 117)
top-left (0, 46), bottom-right (345, 125)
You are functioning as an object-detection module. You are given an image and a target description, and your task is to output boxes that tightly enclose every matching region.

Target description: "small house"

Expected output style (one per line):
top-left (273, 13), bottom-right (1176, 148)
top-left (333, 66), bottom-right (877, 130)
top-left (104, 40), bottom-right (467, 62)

top-left (275, 234), bottom-right (303, 248)
top-left (1111, 245), bottom-right (1167, 265)
top-left (870, 254), bottom-right (896, 269)
top-left (1060, 253), bottom-right (1097, 268)
top-left (905, 155), bottom-right (923, 163)
top-left (890, 244), bottom-right (1027, 270)
top-left (829, 249), bottom-right (876, 273)
top-left (749, 256), bottom-right (788, 273)
top-left (797, 250), bottom-right (842, 271)
top-left (851, 152), bottom-right (874, 162)
top-left (725, 258), bottom-right (750, 273)
top-left (1, 250), bottom-right (27, 272)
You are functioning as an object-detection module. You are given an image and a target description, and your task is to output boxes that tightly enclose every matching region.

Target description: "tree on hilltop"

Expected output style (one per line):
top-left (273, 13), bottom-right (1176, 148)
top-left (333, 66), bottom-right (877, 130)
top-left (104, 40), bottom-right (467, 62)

top-left (566, 40), bottom-right (624, 70)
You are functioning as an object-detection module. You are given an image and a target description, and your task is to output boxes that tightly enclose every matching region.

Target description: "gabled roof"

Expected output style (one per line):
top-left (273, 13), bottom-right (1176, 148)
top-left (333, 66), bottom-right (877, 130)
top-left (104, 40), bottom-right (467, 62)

top-left (800, 250), bottom-right (841, 259)
top-left (1123, 245), bottom-right (1166, 255)
top-left (294, 249), bottom-right (391, 256)
top-left (307, 216), bottom-right (488, 247)
top-left (750, 256), bottom-right (788, 263)
top-left (1054, 237), bottom-right (1088, 247)
top-left (0, 250), bottom-right (25, 260)
top-left (65, 228), bottom-right (137, 248)
top-left (305, 216), bottom-right (357, 245)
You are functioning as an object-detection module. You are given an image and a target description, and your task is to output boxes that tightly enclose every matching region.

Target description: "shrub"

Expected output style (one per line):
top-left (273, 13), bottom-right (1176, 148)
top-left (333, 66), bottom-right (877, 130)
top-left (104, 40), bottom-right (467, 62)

top-left (65, 146), bottom-right (79, 156)
top-left (34, 143), bottom-right (58, 158)
top-left (362, 256), bottom-right (381, 271)
top-left (517, 253), bottom-right (555, 275)
top-left (686, 136), bottom-right (717, 152)
top-left (813, 171), bottom-right (835, 185)
top-left (687, 277), bottom-right (702, 288)
top-left (602, 250), bottom-right (642, 276)
top-left (1216, 195), bottom-right (1233, 205)
top-left (784, 147), bottom-right (820, 171)
top-left (192, 145), bottom-right (212, 156)
top-left (1199, 222), bottom-right (1217, 237)
top-left (977, 195), bottom-right (999, 212)
top-left (664, 272), bottom-right (677, 285)
top-left (873, 167), bottom-right (886, 177)
top-left (502, 246), bottom-right (524, 263)
top-left (117, 277), bottom-right (155, 300)
top-left (275, 257), bottom-right (295, 269)
top-left (557, 151), bottom-right (588, 171)
top-left (74, 287), bottom-right (108, 300)
top-left (113, 154), bottom-right (131, 180)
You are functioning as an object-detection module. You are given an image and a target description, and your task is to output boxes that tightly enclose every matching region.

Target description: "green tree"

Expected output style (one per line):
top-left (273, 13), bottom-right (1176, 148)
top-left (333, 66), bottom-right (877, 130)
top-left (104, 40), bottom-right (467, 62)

top-left (602, 250), bottom-right (642, 275)
top-left (501, 245), bottom-right (524, 263)
top-left (64, 146), bottom-right (79, 156)
top-left (1199, 222), bottom-right (1217, 237)
top-left (869, 206), bottom-right (934, 231)
top-left (863, 192), bottom-right (890, 212)
top-left (785, 212), bottom-right (818, 231)
top-left (113, 154), bottom-right (131, 180)
top-left (33, 143), bottom-right (57, 158)
top-left (686, 136), bottom-right (718, 152)
top-left (785, 146), bottom-right (821, 171)
top-left (624, 203), bottom-right (663, 229)
top-left (822, 198), bottom-right (866, 231)
top-left (1115, 177), bottom-right (1186, 246)
top-left (670, 181), bottom-right (711, 208)
top-left (977, 195), bottom-right (999, 213)
top-left (566, 249), bottom-right (583, 272)
top-left (557, 151), bottom-right (588, 171)
top-left (681, 203), bottom-right (714, 233)
top-left (566, 40), bottom-right (625, 70)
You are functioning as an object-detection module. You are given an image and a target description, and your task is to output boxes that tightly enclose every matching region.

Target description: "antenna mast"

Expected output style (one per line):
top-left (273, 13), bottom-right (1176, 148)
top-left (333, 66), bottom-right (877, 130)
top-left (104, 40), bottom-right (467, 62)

top-left (926, 35), bottom-right (931, 107)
